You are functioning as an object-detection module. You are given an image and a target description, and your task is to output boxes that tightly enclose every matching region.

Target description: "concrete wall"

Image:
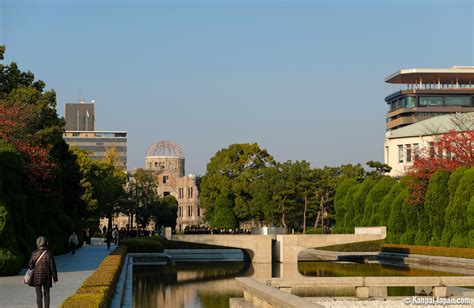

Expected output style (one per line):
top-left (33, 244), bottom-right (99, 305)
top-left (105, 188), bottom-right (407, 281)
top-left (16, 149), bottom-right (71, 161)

top-left (384, 134), bottom-right (434, 177)
top-left (171, 234), bottom-right (274, 263)
top-left (172, 227), bottom-right (386, 264)
top-left (275, 227), bottom-right (386, 263)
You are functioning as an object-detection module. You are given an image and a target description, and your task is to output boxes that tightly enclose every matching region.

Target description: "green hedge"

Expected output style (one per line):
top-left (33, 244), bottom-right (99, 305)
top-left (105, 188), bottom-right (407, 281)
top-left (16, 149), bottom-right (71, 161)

top-left (120, 238), bottom-right (164, 253)
top-left (62, 245), bottom-right (127, 308)
top-left (382, 244), bottom-right (474, 259)
top-left (0, 247), bottom-right (23, 276)
top-left (317, 240), bottom-right (385, 252)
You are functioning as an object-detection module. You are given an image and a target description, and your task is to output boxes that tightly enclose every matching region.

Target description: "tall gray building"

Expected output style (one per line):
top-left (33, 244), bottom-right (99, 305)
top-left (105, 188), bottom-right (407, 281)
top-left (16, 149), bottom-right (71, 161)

top-left (65, 101), bottom-right (95, 131)
top-left (63, 100), bottom-right (127, 170)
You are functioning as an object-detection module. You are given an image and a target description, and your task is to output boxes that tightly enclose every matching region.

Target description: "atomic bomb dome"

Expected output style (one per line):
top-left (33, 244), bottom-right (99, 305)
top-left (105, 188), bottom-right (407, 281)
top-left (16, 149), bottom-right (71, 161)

top-left (144, 140), bottom-right (204, 231)
top-left (146, 140), bottom-right (184, 158)
top-left (145, 140), bottom-right (185, 177)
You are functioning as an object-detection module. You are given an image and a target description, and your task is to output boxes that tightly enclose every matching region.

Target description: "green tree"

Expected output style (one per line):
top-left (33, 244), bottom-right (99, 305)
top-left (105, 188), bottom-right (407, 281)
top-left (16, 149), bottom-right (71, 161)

top-left (468, 196), bottom-right (474, 247)
top-left (423, 170), bottom-right (450, 246)
top-left (442, 167), bottom-right (469, 246)
top-left (127, 168), bottom-right (159, 228)
top-left (0, 46), bottom-right (86, 274)
top-left (387, 188), bottom-right (409, 244)
top-left (333, 178), bottom-right (358, 233)
top-left (250, 161), bottom-right (316, 231)
top-left (342, 184), bottom-right (361, 233)
top-left (351, 178), bottom-right (377, 228)
top-left (378, 182), bottom-right (402, 227)
top-left (150, 195), bottom-right (178, 229)
top-left (200, 143), bottom-right (274, 222)
top-left (366, 160), bottom-right (392, 177)
top-left (363, 176), bottom-right (396, 226)
top-left (447, 168), bottom-right (474, 247)
top-left (210, 194), bottom-right (237, 229)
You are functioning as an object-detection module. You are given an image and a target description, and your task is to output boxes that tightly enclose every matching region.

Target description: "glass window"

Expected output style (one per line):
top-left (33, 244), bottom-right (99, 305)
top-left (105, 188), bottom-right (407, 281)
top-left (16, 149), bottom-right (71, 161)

top-left (406, 97), bottom-right (416, 108)
top-left (420, 96), bottom-right (442, 106)
top-left (163, 175), bottom-right (169, 184)
top-left (398, 145), bottom-right (403, 163)
top-left (390, 101), bottom-right (396, 111)
top-left (445, 96), bottom-right (471, 106)
top-left (406, 144), bottom-right (412, 163)
top-left (429, 142), bottom-right (435, 159)
top-left (413, 143), bottom-right (419, 160)
top-left (187, 187), bottom-right (193, 198)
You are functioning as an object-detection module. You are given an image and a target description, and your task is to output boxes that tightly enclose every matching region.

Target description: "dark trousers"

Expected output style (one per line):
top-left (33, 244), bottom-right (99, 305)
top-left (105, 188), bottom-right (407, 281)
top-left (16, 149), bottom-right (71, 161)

top-left (70, 242), bottom-right (76, 254)
top-left (35, 286), bottom-right (50, 308)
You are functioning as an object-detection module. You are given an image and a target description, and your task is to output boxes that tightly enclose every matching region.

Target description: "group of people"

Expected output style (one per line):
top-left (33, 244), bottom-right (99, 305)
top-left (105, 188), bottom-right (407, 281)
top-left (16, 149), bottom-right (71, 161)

top-left (183, 225), bottom-right (252, 234)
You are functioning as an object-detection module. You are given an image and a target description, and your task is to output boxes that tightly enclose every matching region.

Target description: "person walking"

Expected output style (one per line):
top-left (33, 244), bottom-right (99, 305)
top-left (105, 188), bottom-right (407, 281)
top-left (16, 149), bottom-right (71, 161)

top-left (68, 232), bottom-right (78, 255)
top-left (28, 236), bottom-right (58, 308)
top-left (105, 230), bottom-right (112, 249)
top-left (112, 228), bottom-right (119, 245)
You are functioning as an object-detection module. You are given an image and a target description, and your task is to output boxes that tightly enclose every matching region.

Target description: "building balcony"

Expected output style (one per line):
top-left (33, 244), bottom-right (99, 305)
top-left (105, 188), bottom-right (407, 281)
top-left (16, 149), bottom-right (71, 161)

top-left (385, 88), bottom-right (474, 101)
top-left (387, 106), bottom-right (474, 118)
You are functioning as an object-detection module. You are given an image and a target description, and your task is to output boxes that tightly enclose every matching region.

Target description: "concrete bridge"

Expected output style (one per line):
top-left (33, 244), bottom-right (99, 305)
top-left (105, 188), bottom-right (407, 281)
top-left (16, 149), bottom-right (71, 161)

top-left (234, 275), bottom-right (474, 307)
top-left (169, 227), bottom-right (386, 263)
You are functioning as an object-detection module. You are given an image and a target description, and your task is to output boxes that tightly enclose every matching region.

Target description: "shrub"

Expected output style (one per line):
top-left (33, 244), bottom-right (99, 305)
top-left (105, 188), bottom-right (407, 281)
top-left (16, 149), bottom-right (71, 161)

top-left (382, 244), bottom-right (474, 259)
top-left (305, 227), bottom-right (323, 234)
top-left (399, 231), bottom-right (416, 245)
top-left (333, 178), bottom-right (357, 232)
top-left (342, 184), bottom-right (361, 233)
top-left (318, 239), bottom-right (385, 252)
top-left (378, 182), bottom-right (402, 227)
top-left (62, 245), bottom-right (127, 308)
top-left (363, 176), bottom-right (396, 226)
top-left (448, 168), bottom-right (474, 247)
top-left (387, 188), bottom-right (409, 244)
top-left (423, 170), bottom-right (450, 245)
top-left (210, 195), bottom-right (237, 229)
top-left (120, 238), bottom-right (164, 253)
top-left (351, 178), bottom-right (376, 227)
top-left (0, 247), bottom-right (23, 276)
top-left (442, 167), bottom-right (468, 246)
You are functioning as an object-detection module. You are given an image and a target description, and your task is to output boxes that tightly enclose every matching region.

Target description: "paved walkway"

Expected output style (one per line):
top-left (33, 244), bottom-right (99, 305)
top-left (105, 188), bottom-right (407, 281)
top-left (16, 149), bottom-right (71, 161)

top-left (0, 239), bottom-right (113, 308)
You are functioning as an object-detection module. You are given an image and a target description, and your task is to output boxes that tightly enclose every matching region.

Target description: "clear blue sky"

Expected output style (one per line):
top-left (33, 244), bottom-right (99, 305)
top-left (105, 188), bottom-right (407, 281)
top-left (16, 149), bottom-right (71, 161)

top-left (1, 0), bottom-right (473, 174)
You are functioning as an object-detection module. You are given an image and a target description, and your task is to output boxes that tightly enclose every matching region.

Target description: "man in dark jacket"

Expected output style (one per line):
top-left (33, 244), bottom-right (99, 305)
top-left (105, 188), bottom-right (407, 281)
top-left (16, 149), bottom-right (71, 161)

top-left (28, 236), bottom-right (58, 308)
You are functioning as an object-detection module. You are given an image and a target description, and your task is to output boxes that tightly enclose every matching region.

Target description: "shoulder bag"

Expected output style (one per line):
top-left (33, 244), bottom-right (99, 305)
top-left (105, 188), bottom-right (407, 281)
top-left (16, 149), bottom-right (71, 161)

top-left (23, 250), bottom-right (47, 285)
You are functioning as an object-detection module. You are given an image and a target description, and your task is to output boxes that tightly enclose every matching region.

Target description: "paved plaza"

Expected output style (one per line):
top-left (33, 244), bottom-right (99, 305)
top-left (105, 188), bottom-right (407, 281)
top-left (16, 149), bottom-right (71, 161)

top-left (0, 239), bottom-right (112, 308)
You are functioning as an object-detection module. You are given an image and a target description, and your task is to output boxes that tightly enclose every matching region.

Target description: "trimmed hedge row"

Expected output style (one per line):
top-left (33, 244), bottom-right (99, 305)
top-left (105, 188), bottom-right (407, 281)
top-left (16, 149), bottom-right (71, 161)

top-left (61, 245), bottom-right (127, 308)
top-left (120, 237), bottom-right (164, 253)
top-left (382, 244), bottom-right (474, 259)
top-left (317, 240), bottom-right (385, 252)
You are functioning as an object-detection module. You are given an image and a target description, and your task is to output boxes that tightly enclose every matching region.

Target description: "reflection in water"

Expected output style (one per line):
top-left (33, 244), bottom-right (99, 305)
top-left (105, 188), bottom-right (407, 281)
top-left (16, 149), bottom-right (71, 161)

top-left (133, 262), bottom-right (252, 308)
top-left (298, 261), bottom-right (464, 277)
top-left (134, 261), bottom-right (465, 307)
top-left (296, 261), bottom-right (464, 297)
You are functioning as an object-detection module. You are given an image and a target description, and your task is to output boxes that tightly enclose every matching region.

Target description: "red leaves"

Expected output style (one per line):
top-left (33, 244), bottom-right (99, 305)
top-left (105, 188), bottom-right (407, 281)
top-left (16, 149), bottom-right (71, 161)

top-left (0, 103), bottom-right (56, 187)
top-left (406, 129), bottom-right (474, 205)
top-left (407, 130), bottom-right (474, 180)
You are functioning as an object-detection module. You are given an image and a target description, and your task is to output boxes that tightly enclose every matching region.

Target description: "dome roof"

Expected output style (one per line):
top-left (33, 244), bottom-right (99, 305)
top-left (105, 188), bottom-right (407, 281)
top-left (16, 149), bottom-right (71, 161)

top-left (146, 140), bottom-right (184, 158)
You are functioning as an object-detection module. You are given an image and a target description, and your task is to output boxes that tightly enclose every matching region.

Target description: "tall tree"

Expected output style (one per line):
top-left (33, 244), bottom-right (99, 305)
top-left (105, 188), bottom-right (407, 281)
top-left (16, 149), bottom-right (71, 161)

top-left (127, 168), bottom-right (159, 228)
top-left (200, 143), bottom-right (274, 222)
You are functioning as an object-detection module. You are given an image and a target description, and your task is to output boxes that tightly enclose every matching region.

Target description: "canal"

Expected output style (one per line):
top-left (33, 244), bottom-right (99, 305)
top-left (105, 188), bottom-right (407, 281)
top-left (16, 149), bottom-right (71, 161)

top-left (133, 260), bottom-right (466, 307)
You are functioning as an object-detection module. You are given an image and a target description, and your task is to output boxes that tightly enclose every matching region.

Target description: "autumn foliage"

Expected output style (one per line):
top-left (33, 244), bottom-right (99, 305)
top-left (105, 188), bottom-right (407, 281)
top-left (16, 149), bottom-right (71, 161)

top-left (406, 129), bottom-right (474, 205)
top-left (408, 129), bottom-right (474, 179)
top-left (0, 103), bottom-right (56, 186)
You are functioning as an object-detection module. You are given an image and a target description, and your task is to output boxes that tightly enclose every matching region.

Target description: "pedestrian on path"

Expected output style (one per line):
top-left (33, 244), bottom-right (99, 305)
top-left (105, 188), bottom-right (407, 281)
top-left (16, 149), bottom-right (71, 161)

top-left (68, 232), bottom-right (79, 255)
top-left (105, 230), bottom-right (112, 249)
top-left (112, 227), bottom-right (119, 245)
top-left (28, 236), bottom-right (58, 308)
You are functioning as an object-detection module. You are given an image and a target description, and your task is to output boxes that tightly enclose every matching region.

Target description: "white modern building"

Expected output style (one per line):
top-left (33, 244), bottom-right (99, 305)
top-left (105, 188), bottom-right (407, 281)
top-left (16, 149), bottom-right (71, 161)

top-left (384, 113), bottom-right (474, 177)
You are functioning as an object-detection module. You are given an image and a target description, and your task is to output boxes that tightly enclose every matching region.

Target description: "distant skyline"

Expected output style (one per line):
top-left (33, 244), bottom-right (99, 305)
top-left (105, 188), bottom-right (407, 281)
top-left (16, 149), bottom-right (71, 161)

top-left (1, 0), bottom-right (473, 175)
